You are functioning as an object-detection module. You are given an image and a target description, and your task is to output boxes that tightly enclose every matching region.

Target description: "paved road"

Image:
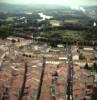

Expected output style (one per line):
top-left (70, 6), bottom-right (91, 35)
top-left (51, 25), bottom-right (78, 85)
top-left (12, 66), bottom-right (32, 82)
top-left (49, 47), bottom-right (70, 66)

top-left (66, 46), bottom-right (74, 100)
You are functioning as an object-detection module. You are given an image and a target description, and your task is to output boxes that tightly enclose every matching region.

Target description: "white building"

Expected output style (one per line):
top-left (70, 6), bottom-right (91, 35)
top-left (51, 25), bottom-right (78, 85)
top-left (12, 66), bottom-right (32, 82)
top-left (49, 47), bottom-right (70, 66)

top-left (83, 47), bottom-right (93, 51)
top-left (73, 55), bottom-right (79, 61)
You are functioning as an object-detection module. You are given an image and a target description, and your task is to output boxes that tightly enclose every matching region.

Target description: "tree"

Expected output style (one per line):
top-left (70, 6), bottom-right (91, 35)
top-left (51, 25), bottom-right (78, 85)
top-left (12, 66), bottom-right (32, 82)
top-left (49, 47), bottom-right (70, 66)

top-left (93, 62), bottom-right (97, 72)
top-left (84, 63), bottom-right (89, 70)
top-left (79, 53), bottom-right (85, 60)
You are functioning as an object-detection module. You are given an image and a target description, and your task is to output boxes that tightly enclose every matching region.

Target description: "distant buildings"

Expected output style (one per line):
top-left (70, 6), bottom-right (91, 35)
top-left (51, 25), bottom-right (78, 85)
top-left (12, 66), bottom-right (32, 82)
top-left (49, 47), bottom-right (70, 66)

top-left (0, 37), bottom-right (97, 100)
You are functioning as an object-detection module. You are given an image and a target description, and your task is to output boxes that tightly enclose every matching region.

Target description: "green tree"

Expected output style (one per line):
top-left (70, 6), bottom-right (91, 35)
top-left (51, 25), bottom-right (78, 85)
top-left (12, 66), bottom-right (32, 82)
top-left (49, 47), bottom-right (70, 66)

top-left (84, 63), bottom-right (89, 70)
top-left (93, 62), bottom-right (97, 72)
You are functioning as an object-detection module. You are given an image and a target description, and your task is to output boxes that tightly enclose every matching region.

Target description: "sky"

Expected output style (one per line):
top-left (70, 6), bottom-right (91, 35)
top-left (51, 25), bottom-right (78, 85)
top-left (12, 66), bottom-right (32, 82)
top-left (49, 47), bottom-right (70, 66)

top-left (0, 0), bottom-right (97, 6)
